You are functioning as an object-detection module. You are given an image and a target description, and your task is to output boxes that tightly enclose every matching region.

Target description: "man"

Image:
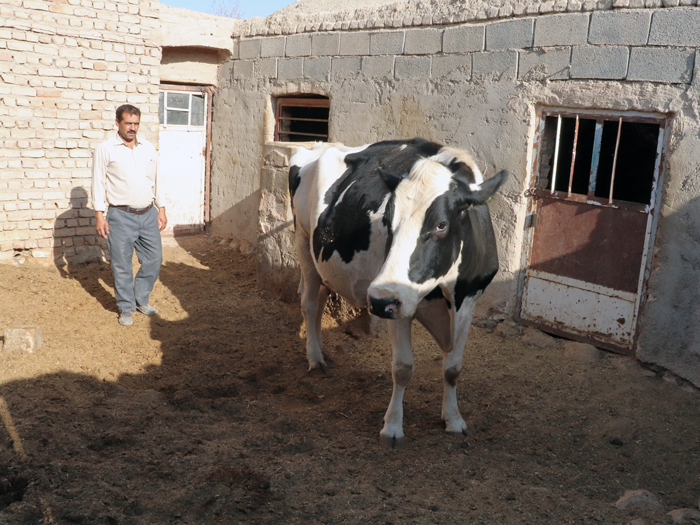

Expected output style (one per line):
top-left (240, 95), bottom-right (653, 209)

top-left (91, 104), bottom-right (167, 326)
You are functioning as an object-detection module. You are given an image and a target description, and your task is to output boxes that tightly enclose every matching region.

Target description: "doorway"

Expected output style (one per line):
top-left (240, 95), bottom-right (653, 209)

top-left (519, 108), bottom-right (669, 353)
top-left (158, 85), bottom-right (212, 236)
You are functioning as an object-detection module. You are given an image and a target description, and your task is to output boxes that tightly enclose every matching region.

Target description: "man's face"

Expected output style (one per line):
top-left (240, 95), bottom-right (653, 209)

top-left (116, 113), bottom-right (140, 143)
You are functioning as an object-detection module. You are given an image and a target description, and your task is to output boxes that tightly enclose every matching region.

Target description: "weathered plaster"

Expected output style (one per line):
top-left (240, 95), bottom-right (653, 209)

top-left (213, 3), bottom-right (700, 387)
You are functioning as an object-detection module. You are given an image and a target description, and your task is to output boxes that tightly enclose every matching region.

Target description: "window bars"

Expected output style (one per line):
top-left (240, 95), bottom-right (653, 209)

top-left (275, 97), bottom-right (330, 142)
top-left (540, 112), bottom-right (662, 208)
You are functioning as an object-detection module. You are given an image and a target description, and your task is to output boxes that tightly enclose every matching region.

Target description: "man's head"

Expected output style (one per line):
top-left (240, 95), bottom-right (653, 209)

top-left (115, 104), bottom-right (141, 144)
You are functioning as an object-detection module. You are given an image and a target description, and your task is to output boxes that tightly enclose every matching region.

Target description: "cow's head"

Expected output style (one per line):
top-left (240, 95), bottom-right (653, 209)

top-left (367, 148), bottom-right (507, 319)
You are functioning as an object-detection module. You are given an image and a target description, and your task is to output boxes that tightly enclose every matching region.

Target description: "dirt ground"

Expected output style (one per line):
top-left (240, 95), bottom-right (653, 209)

top-left (0, 234), bottom-right (699, 525)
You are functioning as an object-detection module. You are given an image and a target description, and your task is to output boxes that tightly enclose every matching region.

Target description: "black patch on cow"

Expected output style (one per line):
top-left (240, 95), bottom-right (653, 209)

top-left (288, 165), bottom-right (302, 199)
top-left (447, 159), bottom-right (477, 185)
top-left (313, 138), bottom-right (442, 264)
top-left (408, 174), bottom-right (501, 312)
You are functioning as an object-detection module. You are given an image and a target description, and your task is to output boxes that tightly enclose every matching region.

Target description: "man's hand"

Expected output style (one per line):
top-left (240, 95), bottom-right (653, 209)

top-left (158, 207), bottom-right (168, 231)
top-left (95, 211), bottom-right (109, 239)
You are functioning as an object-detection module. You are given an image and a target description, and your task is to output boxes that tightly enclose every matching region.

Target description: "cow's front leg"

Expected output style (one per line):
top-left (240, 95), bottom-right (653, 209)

top-left (380, 317), bottom-right (413, 448)
top-left (441, 296), bottom-right (477, 435)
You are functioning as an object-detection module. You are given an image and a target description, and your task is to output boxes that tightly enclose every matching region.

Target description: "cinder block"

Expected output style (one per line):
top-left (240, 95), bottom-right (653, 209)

top-left (361, 55), bottom-right (394, 77)
top-left (519, 47), bottom-right (571, 80)
top-left (370, 31), bottom-right (404, 55)
top-left (255, 58), bottom-right (277, 78)
top-left (486, 18), bottom-right (534, 50)
top-left (589, 11), bottom-right (652, 45)
top-left (340, 32), bottom-right (370, 56)
top-left (261, 36), bottom-right (285, 58)
top-left (311, 33), bottom-right (339, 56)
top-left (332, 56), bottom-right (362, 75)
top-left (286, 34), bottom-right (312, 57)
top-left (232, 59), bottom-right (253, 80)
top-left (648, 8), bottom-right (700, 46)
top-left (431, 55), bottom-right (471, 79)
top-left (394, 56), bottom-right (430, 78)
top-left (628, 48), bottom-right (695, 83)
top-left (304, 57), bottom-right (331, 81)
top-left (404, 28), bottom-right (442, 55)
top-left (443, 25), bottom-right (484, 53)
top-left (239, 38), bottom-right (261, 60)
top-left (472, 50), bottom-right (518, 80)
top-left (570, 46), bottom-right (629, 79)
top-left (4, 326), bottom-right (42, 353)
top-left (278, 57), bottom-right (303, 79)
top-left (534, 13), bottom-right (590, 47)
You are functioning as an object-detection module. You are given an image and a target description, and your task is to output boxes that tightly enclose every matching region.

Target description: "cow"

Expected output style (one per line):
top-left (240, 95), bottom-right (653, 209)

top-left (289, 137), bottom-right (507, 448)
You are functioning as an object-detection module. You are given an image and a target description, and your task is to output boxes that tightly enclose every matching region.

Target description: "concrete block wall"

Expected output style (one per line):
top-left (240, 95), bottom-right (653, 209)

top-left (231, 8), bottom-right (697, 86)
top-left (215, 3), bottom-right (700, 387)
top-left (0, 0), bottom-right (160, 264)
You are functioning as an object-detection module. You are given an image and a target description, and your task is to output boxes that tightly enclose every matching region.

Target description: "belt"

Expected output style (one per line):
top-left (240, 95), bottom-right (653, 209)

top-left (110, 203), bottom-right (154, 215)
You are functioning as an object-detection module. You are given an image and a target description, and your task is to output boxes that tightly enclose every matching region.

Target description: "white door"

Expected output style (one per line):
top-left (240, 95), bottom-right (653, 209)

top-left (158, 89), bottom-right (208, 236)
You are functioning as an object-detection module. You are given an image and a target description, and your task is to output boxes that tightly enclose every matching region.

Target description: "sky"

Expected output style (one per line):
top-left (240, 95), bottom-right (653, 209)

top-left (160, 0), bottom-right (294, 19)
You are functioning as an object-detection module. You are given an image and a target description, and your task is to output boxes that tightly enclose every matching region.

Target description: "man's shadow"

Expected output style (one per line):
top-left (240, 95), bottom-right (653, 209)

top-left (53, 186), bottom-right (116, 313)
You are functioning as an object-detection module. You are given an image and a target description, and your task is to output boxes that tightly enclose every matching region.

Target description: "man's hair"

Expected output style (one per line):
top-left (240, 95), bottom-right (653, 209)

top-left (116, 104), bottom-right (141, 122)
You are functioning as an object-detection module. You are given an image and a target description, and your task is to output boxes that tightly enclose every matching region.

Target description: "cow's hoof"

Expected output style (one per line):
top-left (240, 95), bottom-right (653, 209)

top-left (444, 422), bottom-right (469, 436)
top-left (379, 434), bottom-right (406, 449)
top-left (307, 363), bottom-right (327, 377)
top-left (321, 352), bottom-right (337, 368)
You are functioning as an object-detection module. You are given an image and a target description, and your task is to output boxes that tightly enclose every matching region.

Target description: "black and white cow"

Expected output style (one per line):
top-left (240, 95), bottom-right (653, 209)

top-left (289, 138), bottom-right (507, 447)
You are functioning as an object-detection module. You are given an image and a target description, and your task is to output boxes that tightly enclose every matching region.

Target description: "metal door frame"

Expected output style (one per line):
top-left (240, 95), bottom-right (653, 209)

top-left (516, 105), bottom-right (672, 354)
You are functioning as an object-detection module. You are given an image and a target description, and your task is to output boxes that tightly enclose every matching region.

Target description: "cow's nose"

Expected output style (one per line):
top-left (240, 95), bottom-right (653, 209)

top-left (369, 296), bottom-right (401, 319)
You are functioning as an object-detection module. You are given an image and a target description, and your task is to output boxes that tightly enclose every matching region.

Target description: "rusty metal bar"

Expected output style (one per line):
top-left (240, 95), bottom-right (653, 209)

top-left (568, 115), bottom-right (580, 197)
top-left (609, 117), bottom-right (623, 204)
top-left (551, 115), bottom-right (562, 193)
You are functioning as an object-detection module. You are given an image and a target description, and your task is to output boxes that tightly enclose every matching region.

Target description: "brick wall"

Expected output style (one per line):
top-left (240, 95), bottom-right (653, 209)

top-left (0, 0), bottom-right (160, 264)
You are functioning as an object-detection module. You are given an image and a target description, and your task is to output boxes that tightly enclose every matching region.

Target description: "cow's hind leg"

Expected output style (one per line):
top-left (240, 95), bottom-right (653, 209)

top-left (442, 296), bottom-right (478, 435)
top-left (296, 230), bottom-right (329, 372)
top-left (380, 318), bottom-right (413, 449)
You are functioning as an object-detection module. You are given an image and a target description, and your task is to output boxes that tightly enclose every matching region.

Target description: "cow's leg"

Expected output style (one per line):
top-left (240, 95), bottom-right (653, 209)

top-left (296, 230), bottom-right (329, 372)
top-left (441, 296), bottom-right (477, 435)
top-left (380, 317), bottom-right (413, 448)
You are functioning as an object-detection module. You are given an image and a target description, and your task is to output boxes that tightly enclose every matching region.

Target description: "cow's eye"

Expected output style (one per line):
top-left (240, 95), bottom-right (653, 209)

top-left (432, 221), bottom-right (448, 237)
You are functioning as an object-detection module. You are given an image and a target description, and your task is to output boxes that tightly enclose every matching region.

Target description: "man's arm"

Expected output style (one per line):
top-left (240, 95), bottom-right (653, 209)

top-left (95, 210), bottom-right (109, 239)
top-left (157, 207), bottom-right (167, 231)
top-left (91, 144), bottom-right (109, 238)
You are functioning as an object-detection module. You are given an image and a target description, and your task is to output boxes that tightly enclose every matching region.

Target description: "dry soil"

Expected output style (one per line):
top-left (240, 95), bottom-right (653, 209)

top-left (0, 234), bottom-right (699, 525)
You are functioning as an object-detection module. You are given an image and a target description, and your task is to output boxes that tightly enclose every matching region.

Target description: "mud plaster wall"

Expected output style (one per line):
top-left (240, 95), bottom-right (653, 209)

top-left (214, 5), bottom-right (700, 387)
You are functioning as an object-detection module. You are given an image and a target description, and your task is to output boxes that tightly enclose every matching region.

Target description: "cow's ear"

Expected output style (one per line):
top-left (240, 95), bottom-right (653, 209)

top-left (460, 170), bottom-right (508, 208)
top-left (378, 169), bottom-right (404, 192)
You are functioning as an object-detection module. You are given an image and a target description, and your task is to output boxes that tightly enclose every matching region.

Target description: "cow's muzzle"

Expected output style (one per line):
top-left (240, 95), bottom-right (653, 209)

top-left (369, 296), bottom-right (401, 319)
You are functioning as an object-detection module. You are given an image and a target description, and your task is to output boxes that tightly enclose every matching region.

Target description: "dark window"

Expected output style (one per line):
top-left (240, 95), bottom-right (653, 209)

top-left (539, 113), bottom-right (661, 206)
top-left (275, 96), bottom-right (330, 142)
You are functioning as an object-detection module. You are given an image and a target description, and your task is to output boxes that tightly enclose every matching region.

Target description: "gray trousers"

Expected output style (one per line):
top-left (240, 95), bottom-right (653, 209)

top-left (106, 206), bottom-right (163, 313)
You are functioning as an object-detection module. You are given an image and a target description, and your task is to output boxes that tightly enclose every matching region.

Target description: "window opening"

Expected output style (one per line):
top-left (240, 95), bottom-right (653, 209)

top-left (159, 91), bottom-right (206, 129)
top-left (538, 112), bottom-right (661, 207)
top-left (275, 96), bottom-right (330, 142)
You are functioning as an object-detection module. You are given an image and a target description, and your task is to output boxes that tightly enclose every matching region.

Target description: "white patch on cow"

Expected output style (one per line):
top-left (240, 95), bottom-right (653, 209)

top-left (368, 158), bottom-right (456, 317)
top-left (335, 179), bottom-right (356, 206)
top-left (430, 147), bottom-right (484, 183)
